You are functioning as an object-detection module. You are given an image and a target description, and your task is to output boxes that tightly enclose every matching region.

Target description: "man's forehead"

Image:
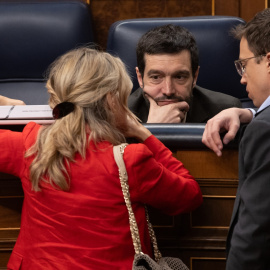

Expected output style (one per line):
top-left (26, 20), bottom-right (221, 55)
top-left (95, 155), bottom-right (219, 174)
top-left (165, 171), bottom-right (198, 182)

top-left (144, 51), bottom-right (192, 69)
top-left (239, 37), bottom-right (253, 59)
top-left (145, 51), bottom-right (191, 60)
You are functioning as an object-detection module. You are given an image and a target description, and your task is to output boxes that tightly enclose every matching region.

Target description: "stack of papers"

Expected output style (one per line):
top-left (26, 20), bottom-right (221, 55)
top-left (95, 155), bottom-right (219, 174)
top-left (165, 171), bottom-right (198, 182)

top-left (0, 105), bottom-right (53, 120)
top-left (0, 105), bottom-right (54, 125)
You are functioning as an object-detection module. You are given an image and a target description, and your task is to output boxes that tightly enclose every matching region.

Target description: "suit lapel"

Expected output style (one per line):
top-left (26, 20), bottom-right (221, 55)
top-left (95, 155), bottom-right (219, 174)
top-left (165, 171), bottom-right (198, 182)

top-left (255, 106), bottom-right (268, 118)
top-left (187, 96), bottom-right (209, 123)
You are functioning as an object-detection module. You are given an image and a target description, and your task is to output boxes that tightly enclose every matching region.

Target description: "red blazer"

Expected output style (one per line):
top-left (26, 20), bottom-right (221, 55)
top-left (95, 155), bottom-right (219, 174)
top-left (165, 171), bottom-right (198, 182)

top-left (2, 122), bottom-right (202, 270)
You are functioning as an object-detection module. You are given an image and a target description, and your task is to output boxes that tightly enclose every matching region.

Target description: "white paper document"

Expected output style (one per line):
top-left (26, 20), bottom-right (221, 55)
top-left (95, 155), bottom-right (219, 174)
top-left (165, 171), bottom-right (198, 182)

top-left (0, 105), bottom-right (53, 120)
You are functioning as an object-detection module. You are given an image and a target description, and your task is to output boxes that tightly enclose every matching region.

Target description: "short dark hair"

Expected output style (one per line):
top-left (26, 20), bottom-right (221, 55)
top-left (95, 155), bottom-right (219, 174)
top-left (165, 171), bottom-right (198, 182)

top-left (232, 8), bottom-right (270, 60)
top-left (136, 24), bottom-right (199, 77)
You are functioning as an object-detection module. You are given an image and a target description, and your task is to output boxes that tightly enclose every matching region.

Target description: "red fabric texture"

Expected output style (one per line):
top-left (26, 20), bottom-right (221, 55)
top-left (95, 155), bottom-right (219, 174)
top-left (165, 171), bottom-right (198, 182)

top-left (2, 122), bottom-right (202, 269)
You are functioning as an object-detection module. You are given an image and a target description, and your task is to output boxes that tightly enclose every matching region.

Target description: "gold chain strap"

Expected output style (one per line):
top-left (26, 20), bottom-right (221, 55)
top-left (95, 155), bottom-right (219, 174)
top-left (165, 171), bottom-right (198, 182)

top-left (113, 144), bottom-right (162, 262)
top-left (144, 206), bottom-right (162, 261)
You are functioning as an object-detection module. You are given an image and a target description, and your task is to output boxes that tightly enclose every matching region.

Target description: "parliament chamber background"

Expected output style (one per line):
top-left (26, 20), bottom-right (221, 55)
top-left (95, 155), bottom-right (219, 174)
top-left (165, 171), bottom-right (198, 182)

top-left (0, 0), bottom-right (268, 269)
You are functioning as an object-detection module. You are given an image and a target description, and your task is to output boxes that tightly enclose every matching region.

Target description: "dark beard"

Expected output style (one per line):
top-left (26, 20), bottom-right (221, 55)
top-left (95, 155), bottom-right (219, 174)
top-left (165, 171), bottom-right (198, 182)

top-left (143, 90), bottom-right (193, 107)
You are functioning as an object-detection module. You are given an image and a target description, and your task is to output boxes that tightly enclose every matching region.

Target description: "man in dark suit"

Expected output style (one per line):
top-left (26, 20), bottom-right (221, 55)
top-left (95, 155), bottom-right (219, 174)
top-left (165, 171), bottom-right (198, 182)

top-left (128, 24), bottom-right (242, 123)
top-left (202, 8), bottom-right (270, 269)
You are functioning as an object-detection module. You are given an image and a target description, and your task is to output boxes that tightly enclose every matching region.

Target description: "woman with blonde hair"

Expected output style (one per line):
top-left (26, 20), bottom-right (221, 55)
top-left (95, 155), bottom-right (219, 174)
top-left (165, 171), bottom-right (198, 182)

top-left (3, 47), bottom-right (202, 269)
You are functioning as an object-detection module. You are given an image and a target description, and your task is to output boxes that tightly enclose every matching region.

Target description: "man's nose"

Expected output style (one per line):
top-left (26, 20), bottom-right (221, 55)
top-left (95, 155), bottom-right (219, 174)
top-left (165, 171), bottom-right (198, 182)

top-left (161, 78), bottom-right (175, 96)
top-left (240, 75), bottom-right (247, 85)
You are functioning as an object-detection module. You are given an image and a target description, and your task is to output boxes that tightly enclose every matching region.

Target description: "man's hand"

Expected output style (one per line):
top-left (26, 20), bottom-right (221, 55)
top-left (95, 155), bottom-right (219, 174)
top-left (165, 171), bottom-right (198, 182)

top-left (202, 108), bottom-right (253, 156)
top-left (146, 94), bottom-right (189, 123)
top-left (0, 95), bottom-right (25, 106)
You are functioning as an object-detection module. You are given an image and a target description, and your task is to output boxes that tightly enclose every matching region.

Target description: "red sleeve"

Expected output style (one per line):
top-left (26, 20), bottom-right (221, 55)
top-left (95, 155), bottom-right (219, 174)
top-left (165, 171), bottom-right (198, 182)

top-left (124, 135), bottom-right (203, 215)
top-left (0, 129), bottom-right (24, 177)
top-left (0, 122), bottom-right (40, 178)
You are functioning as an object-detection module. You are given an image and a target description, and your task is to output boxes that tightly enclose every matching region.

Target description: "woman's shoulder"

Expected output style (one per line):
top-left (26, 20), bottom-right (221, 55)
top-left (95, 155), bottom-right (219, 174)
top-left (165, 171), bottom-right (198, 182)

top-left (123, 140), bottom-right (155, 162)
top-left (23, 122), bottom-right (41, 135)
top-left (22, 122), bottom-right (42, 147)
top-left (124, 136), bottom-right (164, 158)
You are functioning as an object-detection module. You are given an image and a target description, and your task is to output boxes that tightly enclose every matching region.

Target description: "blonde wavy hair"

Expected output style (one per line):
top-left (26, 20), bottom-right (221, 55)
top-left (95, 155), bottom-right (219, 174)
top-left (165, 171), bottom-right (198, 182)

top-left (27, 47), bottom-right (136, 191)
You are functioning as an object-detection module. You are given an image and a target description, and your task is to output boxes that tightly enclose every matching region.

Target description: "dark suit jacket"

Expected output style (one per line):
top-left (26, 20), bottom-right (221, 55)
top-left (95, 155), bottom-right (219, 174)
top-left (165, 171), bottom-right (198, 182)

top-left (226, 105), bottom-right (270, 270)
top-left (128, 85), bottom-right (242, 123)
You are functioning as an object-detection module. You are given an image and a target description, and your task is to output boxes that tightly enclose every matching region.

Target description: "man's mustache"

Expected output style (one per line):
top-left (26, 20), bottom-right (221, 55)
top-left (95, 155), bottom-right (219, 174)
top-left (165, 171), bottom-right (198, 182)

top-left (154, 95), bottom-right (185, 102)
top-left (143, 91), bottom-right (185, 103)
top-left (143, 91), bottom-right (193, 107)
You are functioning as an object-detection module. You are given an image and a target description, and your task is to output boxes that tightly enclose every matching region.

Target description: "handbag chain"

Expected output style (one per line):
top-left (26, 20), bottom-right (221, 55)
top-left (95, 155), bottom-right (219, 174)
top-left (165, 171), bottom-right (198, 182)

top-left (113, 144), bottom-right (162, 262)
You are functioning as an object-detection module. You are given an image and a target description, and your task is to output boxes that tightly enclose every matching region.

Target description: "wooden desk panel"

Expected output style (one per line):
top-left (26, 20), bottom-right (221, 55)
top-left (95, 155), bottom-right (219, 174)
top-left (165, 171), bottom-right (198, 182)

top-left (0, 176), bottom-right (22, 267)
top-left (153, 149), bottom-right (238, 270)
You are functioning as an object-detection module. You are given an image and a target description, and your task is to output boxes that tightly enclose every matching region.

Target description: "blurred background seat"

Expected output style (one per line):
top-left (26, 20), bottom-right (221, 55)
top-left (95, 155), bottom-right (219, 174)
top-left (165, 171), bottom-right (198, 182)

top-left (107, 16), bottom-right (254, 108)
top-left (0, 0), bottom-right (95, 105)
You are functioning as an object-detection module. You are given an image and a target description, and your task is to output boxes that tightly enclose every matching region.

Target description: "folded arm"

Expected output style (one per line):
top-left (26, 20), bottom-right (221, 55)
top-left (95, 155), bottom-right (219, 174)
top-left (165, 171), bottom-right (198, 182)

top-left (202, 108), bottom-right (253, 156)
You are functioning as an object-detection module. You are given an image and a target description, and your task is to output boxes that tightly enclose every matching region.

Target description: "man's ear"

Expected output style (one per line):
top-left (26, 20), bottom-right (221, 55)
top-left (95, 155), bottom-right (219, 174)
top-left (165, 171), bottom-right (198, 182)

top-left (193, 67), bottom-right (200, 87)
top-left (266, 53), bottom-right (270, 72)
top-left (136, 67), bottom-right (144, 89)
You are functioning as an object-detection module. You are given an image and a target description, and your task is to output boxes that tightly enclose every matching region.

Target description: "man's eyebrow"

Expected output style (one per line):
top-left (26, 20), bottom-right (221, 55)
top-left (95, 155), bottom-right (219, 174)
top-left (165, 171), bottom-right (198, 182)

top-left (147, 69), bottom-right (190, 76)
top-left (172, 70), bottom-right (190, 76)
top-left (238, 56), bottom-right (250, 61)
top-left (147, 69), bottom-right (164, 76)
